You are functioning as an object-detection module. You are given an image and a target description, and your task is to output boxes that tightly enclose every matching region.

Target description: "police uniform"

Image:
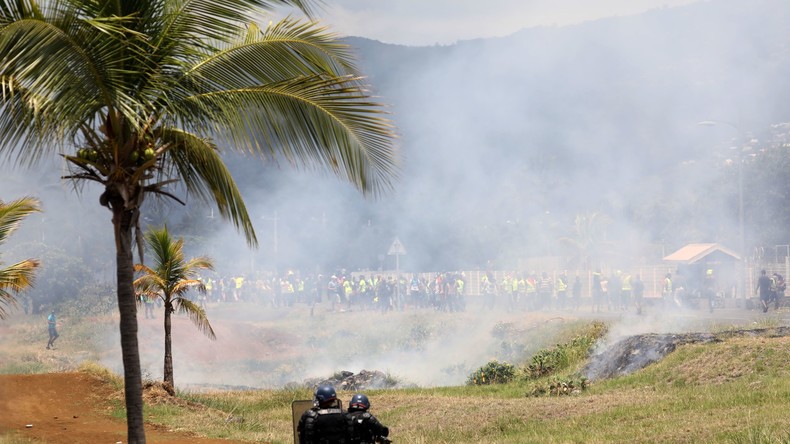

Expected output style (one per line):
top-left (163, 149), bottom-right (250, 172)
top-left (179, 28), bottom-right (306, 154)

top-left (348, 410), bottom-right (389, 444)
top-left (298, 404), bottom-right (349, 444)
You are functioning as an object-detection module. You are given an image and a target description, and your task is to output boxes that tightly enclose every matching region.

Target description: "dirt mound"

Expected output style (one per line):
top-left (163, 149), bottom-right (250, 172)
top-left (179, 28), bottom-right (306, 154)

top-left (300, 369), bottom-right (409, 391)
top-left (583, 327), bottom-right (790, 381)
top-left (0, 372), bottom-right (246, 443)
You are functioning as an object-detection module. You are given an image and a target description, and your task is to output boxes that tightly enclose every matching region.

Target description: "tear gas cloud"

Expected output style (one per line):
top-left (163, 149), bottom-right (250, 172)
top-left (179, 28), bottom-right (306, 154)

top-left (3, 0), bottom-right (790, 389)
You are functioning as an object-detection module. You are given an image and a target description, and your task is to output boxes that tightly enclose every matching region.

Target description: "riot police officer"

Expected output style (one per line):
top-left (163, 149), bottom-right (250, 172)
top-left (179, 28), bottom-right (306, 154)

top-left (298, 385), bottom-right (349, 443)
top-left (347, 393), bottom-right (390, 444)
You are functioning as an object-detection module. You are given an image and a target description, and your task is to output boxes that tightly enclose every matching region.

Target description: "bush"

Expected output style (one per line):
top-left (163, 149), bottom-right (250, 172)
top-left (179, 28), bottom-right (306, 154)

top-left (466, 360), bottom-right (516, 386)
top-left (10, 243), bottom-right (93, 314)
top-left (59, 282), bottom-right (117, 318)
top-left (528, 375), bottom-right (588, 397)
top-left (522, 321), bottom-right (607, 380)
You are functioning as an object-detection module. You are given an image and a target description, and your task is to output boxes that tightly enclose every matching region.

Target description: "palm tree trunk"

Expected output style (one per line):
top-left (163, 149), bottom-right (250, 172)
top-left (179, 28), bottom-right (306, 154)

top-left (113, 203), bottom-right (146, 443)
top-left (163, 301), bottom-right (174, 393)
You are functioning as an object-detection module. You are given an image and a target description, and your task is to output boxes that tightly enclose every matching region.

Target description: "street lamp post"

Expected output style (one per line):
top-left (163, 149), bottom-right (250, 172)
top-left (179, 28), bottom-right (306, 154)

top-left (698, 120), bottom-right (747, 301)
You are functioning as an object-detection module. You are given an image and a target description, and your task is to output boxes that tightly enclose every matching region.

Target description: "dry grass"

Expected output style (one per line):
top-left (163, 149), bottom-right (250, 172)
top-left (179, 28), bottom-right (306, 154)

top-left (150, 334), bottom-right (790, 444)
top-left (4, 306), bottom-right (790, 443)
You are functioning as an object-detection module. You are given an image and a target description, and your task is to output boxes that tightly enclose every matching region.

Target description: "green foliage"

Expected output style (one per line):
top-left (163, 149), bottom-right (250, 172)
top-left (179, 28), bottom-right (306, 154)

top-left (466, 322), bottom-right (607, 389)
top-left (11, 243), bottom-right (92, 313)
top-left (528, 375), bottom-right (588, 397)
top-left (523, 322), bottom-right (605, 380)
top-left (59, 282), bottom-right (117, 318)
top-left (466, 360), bottom-right (516, 386)
top-left (0, 197), bottom-right (40, 319)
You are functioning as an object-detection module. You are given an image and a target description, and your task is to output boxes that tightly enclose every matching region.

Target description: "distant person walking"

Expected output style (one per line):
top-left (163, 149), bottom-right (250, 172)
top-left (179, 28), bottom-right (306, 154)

top-left (662, 273), bottom-right (673, 309)
top-left (46, 310), bottom-right (59, 349)
top-left (755, 269), bottom-right (773, 313)
top-left (592, 270), bottom-right (604, 313)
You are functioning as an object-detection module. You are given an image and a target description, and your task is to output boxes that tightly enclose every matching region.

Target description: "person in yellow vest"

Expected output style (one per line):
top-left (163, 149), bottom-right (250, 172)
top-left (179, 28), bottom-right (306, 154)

top-left (358, 276), bottom-right (370, 309)
top-left (481, 272), bottom-right (496, 310)
top-left (343, 279), bottom-right (354, 310)
top-left (283, 278), bottom-right (295, 307)
top-left (233, 276), bottom-right (244, 301)
top-left (592, 270), bottom-right (603, 313)
top-left (205, 278), bottom-right (214, 304)
top-left (509, 273), bottom-right (520, 312)
top-left (456, 273), bottom-right (466, 312)
top-left (296, 277), bottom-right (305, 304)
top-left (555, 271), bottom-right (568, 310)
top-left (525, 272), bottom-right (537, 311)
top-left (662, 272), bottom-right (673, 309)
top-left (620, 271), bottom-right (632, 311)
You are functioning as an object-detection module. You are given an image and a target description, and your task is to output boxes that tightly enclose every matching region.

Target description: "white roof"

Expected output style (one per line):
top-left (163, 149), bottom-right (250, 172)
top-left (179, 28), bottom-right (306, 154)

top-left (663, 243), bottom-right (740, 264)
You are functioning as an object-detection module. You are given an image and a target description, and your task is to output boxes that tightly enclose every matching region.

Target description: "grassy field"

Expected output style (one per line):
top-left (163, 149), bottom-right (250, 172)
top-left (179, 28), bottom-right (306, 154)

top-left (153, 333), bottom-right (790, 443)
top-left (2, 304), bottom-right (790, 443)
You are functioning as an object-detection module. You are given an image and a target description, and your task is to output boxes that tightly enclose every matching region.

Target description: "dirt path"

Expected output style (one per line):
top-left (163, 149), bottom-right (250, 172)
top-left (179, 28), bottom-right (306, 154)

top-left (0, 372), bottom-right (248, 443)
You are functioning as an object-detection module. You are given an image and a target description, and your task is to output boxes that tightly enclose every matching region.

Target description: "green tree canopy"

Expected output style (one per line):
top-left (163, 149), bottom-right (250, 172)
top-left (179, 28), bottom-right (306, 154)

top-left (0, 1), bottom-right (398, 441)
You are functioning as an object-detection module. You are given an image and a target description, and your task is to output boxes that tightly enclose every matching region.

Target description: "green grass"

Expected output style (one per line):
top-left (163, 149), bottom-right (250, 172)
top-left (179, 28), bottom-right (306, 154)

top-left (95, 331), bottom-right (785, 444)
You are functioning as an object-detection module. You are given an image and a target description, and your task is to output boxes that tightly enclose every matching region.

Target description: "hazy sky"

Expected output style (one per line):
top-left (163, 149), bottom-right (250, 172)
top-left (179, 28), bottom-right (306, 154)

top-left (283, 0), bottom-right (699, 46)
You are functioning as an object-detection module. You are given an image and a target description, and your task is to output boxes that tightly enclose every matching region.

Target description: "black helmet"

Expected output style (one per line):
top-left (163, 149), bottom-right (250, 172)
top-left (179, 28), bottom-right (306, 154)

top-left (348, 393), bottom-right (370, 411)
top-left (314, 385), bottom-right (337, 405)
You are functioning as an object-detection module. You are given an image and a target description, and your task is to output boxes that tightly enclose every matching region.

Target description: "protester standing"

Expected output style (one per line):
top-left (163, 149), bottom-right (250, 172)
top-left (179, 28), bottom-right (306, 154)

top-left (46, 310), bottom-right (59, 349)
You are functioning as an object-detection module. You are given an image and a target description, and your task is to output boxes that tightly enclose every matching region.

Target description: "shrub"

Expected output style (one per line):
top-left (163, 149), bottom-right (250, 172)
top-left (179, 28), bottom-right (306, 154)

top-left (522, 321), bottom-right (607, 380)
top-left (527, 375), bottom-right (588, 397)
top-left (466, 360), bottom-right (516, 386)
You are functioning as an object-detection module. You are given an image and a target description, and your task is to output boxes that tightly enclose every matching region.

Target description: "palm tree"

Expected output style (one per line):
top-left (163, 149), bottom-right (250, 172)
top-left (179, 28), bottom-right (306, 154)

top-left (134, 226), bottom-right (214, 395)
top-left (0, 197), bottom-right (41, 319)
top-left (0, 1), bottom-right (398, 442)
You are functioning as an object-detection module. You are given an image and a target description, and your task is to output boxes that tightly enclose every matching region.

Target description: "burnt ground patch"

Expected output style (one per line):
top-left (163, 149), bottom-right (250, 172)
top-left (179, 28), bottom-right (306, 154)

top-left (583, 326), bottom-right (790, 381)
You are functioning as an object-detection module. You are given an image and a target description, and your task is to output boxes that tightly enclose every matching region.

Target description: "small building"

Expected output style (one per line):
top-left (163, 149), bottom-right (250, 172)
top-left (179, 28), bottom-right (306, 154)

top-left (663, 243), bottom-right (741, 299)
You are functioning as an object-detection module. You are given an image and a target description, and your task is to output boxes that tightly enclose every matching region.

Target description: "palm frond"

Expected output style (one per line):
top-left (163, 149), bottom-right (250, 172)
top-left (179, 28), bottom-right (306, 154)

top-left (171, 278), bottom-right (205, 298)
top-left (0, 258), bottom-right (38, 319)
top-left (156, 0), bottom-right (319, 50)
top-left (0, 8), bottom-right (154, 163)
top-left (174, 297), bottom-right (216, 340)
top-left (184, 75), bottom-right (399, 197)
top-left (0, 196), bottom-right (40, 245)
top-left (187, 17), bottom-right (356, 90)
top-left (156, 128), bottom-right (257, 246)
top-left (133, 263), bottom-right (168, 296)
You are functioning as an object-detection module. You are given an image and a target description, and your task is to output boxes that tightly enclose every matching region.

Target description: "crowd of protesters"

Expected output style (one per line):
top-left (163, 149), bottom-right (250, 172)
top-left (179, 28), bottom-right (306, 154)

top-left (188, 266), bottom-right (784, 315)
top-left (194, 270), bottom-right (470, 314)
